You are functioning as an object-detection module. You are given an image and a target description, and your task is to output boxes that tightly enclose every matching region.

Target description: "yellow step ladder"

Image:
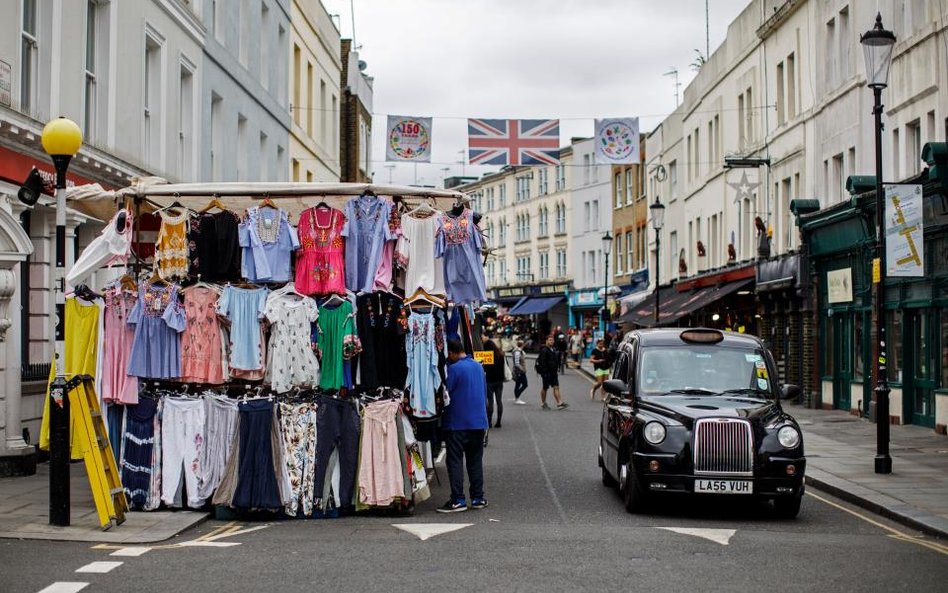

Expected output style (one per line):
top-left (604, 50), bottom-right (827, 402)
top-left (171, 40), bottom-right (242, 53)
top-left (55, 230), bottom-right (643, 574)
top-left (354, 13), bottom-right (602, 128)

top-left (69, 375), bottom-right (128, 530)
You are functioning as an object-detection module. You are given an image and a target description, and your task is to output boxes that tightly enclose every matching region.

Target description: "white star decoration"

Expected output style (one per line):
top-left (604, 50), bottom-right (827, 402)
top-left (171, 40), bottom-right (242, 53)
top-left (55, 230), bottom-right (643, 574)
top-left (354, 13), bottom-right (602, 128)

top-left (728, 171), bottom-right (760, 204)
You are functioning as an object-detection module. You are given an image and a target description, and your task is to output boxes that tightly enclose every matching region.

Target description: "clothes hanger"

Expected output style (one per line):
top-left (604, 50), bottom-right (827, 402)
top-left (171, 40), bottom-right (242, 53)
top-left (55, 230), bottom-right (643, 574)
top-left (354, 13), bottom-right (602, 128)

top-left (199, 195), bottom-right (228, 214)
top-left (146, 268), bottom-right (169, 287)
top-left (259, 194), bottom-right (277, 210)
top-left (272, 281), bottom-right (306, 299)
top-left (73, 283), bottom-right (103, 301)
top-left (405, 197), bottom-right (437, 218)
top-left (405, 287), bottom-right (445, 308)
top-left (118, 274), bottom-right (138, 292)
top-left (154, 195), bottom-right (193, 217)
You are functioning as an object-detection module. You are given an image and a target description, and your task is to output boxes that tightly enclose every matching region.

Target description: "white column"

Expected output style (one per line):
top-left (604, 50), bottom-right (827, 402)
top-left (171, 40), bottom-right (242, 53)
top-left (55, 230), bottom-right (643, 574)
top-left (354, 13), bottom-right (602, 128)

top-left (0, 265), bottom-right (29, 452)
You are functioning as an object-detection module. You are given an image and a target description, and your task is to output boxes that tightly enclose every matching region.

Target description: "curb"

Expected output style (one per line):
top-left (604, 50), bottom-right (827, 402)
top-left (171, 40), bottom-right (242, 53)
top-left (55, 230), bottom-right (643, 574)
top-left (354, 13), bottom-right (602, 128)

top-left (804, 469), bottom-right (948, 540)
top-left (0, 510), bottom-right (211, 544)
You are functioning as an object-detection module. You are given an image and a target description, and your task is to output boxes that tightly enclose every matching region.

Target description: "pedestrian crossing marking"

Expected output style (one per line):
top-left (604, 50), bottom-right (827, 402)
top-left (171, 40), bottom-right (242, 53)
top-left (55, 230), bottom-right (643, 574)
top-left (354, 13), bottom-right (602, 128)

top-left (36, 583), bottom-right (89, 593)
top-left (75, 561), bottom-right (123, 574)
top-left (110, 547), bottom-right (151, 557)
top-left (393, 523), bottom-right (473, 541)
top-left (655, 527), bottom-right (736, 545)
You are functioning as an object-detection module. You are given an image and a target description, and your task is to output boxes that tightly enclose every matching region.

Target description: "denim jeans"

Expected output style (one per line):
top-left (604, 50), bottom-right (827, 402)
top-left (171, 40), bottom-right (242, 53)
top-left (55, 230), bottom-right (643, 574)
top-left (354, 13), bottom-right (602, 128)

top-left (444, 429), bottom-right (486, 502)
top-left (313, 395), bottom-right (361, 511)
top-left (513, 371), bottom-right (528, 399)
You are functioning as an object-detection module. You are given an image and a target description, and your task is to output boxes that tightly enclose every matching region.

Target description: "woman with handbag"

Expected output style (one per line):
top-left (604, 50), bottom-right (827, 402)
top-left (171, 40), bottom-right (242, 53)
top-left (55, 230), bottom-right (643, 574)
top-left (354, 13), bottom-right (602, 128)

top-left (481, 339), bottom-right (506, 430)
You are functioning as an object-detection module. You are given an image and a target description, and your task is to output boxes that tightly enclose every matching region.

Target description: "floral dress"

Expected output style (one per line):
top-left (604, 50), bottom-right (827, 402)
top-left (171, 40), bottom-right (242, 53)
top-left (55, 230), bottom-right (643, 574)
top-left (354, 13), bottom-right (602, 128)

top-left (264, 293), bottom-right (321, 393)
top-left (180, 287), bottom-right (226, 384)
top-left (127, 282), bottom-right (187, 379)
top-left (295, 206), bottom-right (346, 295)
top-left (436, 208), bottom-right (487, 304)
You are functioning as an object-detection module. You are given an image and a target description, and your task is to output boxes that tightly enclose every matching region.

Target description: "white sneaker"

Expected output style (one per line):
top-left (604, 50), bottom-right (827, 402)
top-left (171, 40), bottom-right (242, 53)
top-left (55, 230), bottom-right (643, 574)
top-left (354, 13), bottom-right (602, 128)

top-left (514, 399), bottom-right (527, 405)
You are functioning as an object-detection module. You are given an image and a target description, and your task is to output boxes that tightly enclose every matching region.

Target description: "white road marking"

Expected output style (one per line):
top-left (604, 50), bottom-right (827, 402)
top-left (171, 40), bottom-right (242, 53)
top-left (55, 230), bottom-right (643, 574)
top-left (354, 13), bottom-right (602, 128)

top-left (656, 527), bottom-right (736, 546)
top-left (523, 412), bottom-right (569, 523)
top-left (75, 561), bottom-right (124, 574)
top-left (177, 541), bottom-right (242, 547)
top-left (36, 584), bottom-right (89, 593)
top-left (110, 547), bottom-right (151, 557)
top-left (393, 523), bottom-right (473, 541)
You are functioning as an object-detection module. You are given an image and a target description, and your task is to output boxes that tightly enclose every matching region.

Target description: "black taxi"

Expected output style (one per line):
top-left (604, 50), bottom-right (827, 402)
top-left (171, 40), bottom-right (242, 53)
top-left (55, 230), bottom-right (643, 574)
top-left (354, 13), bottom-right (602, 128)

top-left (599, 328), bottom-right (806, 518)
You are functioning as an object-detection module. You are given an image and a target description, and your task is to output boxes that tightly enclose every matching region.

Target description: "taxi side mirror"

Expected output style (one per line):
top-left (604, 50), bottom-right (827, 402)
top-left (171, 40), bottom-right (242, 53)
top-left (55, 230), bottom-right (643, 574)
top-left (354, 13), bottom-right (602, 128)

top-left (603, 379), bottom-right (630, 399)
top-left (780, 384), bottom-right (802, 401)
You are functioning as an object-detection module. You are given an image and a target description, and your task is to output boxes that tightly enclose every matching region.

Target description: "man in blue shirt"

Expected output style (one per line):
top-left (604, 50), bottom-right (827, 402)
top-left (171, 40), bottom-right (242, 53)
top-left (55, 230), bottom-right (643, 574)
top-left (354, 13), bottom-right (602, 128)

top-left (437, 339), bottom-right (489, 513)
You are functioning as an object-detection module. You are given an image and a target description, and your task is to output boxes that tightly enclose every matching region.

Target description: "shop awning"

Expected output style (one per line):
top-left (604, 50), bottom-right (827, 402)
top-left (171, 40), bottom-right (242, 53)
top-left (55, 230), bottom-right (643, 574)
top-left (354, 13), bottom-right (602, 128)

top-left (508, 296), bottom-right (564, 316)
top-left (617, 278), bottom-right (753, 327)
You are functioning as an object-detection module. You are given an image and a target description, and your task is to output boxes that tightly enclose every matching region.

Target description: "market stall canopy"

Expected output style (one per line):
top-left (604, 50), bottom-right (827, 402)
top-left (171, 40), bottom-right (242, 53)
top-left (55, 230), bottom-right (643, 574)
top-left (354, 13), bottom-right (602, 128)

top-left (508, 296), bottom-right (564, 316)
top-left (66, 178), bottom-right (470, 221)
top-left (617, 278), bottom-right (754, 327)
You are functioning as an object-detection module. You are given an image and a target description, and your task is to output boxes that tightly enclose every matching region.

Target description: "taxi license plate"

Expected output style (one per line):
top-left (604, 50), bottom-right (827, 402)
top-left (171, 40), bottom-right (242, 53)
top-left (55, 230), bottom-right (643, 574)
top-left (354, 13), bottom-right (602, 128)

top-left (695, 479), bottom-right (753, 494)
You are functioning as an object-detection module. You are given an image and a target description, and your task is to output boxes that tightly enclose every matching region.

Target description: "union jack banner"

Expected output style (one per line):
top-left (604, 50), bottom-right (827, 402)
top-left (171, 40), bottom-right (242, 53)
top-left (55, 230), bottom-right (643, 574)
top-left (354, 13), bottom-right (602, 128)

top-left (467, 118), bottom-right (560, 166)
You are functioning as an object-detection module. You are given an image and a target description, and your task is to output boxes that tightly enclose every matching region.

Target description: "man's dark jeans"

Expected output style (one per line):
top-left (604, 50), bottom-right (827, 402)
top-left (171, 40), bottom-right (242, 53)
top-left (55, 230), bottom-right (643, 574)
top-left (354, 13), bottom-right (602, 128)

top-left (444, 429), bottom-right (486, 502)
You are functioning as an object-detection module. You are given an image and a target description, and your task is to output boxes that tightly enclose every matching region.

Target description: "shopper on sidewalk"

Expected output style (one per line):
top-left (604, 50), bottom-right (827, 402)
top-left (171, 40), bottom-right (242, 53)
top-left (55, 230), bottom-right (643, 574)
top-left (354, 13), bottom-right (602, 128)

top-left (437, 339), bottom-right (489, 513)
top-left (554, 327), bottom-right (568, 374)
top-left (589, 339), bottom-right (611, 400)
top-left (482, 339), bottom-right (505, 428)
top-left (536, 336), bottom-right (568, 410)
top-left (511, 339), bottom-right (528, 404)
top-left (569, 330), bottom-right (584, 365)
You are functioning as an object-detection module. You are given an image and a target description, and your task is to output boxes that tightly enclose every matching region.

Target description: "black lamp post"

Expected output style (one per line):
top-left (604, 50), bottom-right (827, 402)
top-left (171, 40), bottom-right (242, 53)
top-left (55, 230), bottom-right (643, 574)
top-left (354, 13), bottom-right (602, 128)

top-left (861, 13), bottom-right (895, 475)
top-left (650, 196), bottom-right (665, 325)
top-left (41, 117), bottom-right (83, 525)
top-left (601, 231), bottom-right (613, 331)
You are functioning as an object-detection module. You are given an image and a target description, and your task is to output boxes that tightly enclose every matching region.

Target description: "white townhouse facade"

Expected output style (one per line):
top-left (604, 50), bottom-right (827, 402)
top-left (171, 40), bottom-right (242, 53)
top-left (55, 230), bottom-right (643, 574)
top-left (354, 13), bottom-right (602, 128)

top-left (645, 0), bottom-right (948, 287)
top-left (462, 144), bottom-right (576, 330)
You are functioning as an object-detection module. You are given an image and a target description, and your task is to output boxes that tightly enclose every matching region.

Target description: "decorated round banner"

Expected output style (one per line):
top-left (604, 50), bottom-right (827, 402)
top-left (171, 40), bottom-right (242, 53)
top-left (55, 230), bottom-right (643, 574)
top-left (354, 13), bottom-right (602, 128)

top-left (594, 117), bottom-right (640, 165)
top-left (386, 115), bottom-right (432, 162)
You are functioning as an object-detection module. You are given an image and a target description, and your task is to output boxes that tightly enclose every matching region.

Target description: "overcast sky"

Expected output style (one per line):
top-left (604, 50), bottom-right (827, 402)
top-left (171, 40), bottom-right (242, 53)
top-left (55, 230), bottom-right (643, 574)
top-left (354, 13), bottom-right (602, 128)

top-left (322, 0), bottom-right (752, 187)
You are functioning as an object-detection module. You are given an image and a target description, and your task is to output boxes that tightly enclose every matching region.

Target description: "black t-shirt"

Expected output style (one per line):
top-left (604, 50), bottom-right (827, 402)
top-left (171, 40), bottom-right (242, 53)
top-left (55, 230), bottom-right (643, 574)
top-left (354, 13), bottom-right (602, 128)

top-left (591, 347), bottom-right (610, 370)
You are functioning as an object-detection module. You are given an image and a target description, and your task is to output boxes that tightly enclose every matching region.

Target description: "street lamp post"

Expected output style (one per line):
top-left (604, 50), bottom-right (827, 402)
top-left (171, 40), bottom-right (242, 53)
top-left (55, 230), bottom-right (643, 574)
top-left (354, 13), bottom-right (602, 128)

top-left (601, 231), bottom-right (613, 332)
top-left (650, 196), bottom-right (666, 326)
top-left (42, 117), bottom-right (83, 526)
top-left (861, 14), bottom-right (895, 475)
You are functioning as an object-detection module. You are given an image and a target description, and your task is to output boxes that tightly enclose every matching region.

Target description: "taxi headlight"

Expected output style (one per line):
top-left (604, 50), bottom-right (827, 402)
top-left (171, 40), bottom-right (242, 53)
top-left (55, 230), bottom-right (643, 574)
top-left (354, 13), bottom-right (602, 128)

top-left (777, 426), bottom-right (801, 449)
top-left (643, 422), bottom-right (666, 445)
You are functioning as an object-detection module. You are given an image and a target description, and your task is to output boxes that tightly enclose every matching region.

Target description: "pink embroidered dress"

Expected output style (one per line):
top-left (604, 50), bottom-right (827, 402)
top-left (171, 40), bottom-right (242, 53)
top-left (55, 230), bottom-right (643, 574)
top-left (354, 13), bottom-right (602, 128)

top-left (180, 287), bottom-right (226, 384)
top-left (101, 287), bottom-right (139, 404)
top-left (295, 206), bottom-right (346, 295)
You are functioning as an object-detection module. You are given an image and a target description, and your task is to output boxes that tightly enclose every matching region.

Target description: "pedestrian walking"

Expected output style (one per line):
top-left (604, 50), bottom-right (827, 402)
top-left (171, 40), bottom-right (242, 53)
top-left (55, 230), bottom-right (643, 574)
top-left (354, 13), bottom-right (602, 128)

top-left (569, 330), bottom-right (584, 365)
top-left (482, 339), bottom-right (505, 429)
top-left (511, 339), bottom-right (528, 404)
top-left (535, 336), bottom-right (568, 410)
top-left (437, 339), bottom-right (489, 513)
top-left (589, 339), bottom-right (611, 400)
top-left (554, 327), bottom-right (568, 374)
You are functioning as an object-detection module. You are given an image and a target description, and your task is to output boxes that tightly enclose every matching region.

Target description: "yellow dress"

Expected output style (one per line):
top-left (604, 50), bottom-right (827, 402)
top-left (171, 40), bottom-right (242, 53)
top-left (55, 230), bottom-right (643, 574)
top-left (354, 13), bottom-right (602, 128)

top-left (40, 298), bottom-right (101, 460)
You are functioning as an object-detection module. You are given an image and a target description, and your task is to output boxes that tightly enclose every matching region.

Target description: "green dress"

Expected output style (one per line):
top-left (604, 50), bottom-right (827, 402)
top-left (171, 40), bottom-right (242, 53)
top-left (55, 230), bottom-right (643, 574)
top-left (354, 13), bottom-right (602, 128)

top-left (318, 300), bottom-right (356, 390)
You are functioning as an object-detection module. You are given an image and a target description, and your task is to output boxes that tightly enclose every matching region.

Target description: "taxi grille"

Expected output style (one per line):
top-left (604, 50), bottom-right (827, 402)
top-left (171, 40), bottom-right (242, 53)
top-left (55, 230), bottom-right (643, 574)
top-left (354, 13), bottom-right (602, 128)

top-left (693, 418), bottom-right (753, 476)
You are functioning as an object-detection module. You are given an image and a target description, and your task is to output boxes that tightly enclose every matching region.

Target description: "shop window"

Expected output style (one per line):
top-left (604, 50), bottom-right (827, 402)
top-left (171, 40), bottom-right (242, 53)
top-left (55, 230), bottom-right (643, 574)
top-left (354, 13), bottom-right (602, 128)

top-left (887, 311), bottom-right (903, 384)
top-left (941, 313), bottom-right (948, 387)
top-left (823, 316), bottom-right (834, 377)
top-left (853, 316), bottom-right (864, 381)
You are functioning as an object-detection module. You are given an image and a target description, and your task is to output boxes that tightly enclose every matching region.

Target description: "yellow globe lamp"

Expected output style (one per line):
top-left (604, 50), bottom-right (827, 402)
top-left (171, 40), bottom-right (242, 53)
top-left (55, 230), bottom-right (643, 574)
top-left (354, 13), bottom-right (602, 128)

top-left (41, 117), bottom-right (83, 157)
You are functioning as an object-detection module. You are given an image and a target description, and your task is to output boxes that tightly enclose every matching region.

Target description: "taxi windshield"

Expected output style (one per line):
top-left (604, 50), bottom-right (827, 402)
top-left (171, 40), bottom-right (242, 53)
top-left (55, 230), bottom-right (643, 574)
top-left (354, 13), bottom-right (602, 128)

top-left (638, 345), bottom-right (773, 396)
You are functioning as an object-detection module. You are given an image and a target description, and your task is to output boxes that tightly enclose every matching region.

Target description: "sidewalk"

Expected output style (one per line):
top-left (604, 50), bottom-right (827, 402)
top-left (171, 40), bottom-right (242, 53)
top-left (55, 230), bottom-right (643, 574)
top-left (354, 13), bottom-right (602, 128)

top-left (0, 462), bottom-right (208, 543)
top-left (577, 358), bottom-right (948, 539)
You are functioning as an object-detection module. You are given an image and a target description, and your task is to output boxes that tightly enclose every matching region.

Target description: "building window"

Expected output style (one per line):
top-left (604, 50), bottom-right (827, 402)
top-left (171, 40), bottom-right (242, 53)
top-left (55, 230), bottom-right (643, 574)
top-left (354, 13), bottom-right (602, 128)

top-left (210, 93), bottom-right (222, 181)
top-left (583, 154), bottom-right (591, 185)
top-left (538, 168), bottom-right (549, 195)
top-left (614, 172), bottom-right (622, 208)
top-left (625, 231), bottom-right (633, 272)
top-left (238, 0), bottom-right (248, 66)
top-left (584, 201), bottom-right (591, 233)
top-left (212, 0), bottom-right (222, 42)
top-left (499, 217), bottom-right (506, 245)
top-left (838, 6), bottom-right (850, 81)
top-left (320, 79), bottom-right (327, 145)
top-left (831, 152), bottom-right (844, 204)
top-left (669, 160), bottom-right (678, 199)
top-left (84, 1), bottom-right (98, 141)
top-left (306, 62), bottom-right (314, 137)
top-left (237, 114), bottom-right (248, 181)
top-left (787, 52), bottom-right (797, 118)
top-left (907, 119), bottom-right (922, 174)
top-left (293, 45), bottom-right (301, 126)
top-left (144, 30), bottom-right (164, 168)
top-left (555, 202), bottom-right (566, 234)
top-left (557, 165), bottom-right (566, 191)
top-left (592, 199), bottom-right (600, 231)
top-left (178, 62), bottom-right (195, 180)
top-left (20, 0), bottom-right (38, 114)
top-left (500, 257), bottom-right (507, 282)
top-left (556, 249), bottom-right (567, 277)
top-left (638, 226), bottom-right (646, 269)
top-left (499, 183), bottom-right (506, 207)
top-left (776, 60), bottom-right (785, 125)
top-left (625, 169), bottom-right (634, 204)
top-left (260, 2), bottom-right (270, 89)
top-left (539, 252), bottom-right (550, 279)
top-left (259, 131), bottom-right (268, 181)
top-left (615, 232), bottom-right (624, 275)
top-left (538, 206), bottom-right (548, 237)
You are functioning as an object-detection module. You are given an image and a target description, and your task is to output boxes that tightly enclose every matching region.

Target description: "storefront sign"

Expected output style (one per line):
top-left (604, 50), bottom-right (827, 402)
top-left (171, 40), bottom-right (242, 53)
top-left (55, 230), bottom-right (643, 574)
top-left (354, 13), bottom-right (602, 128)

top-left (473, 350), bottom-right (494, 365)
top-left (538, 282), bottom-right (570, 295)
top-left (827, 268), bottom-right (853, 303)
top-left (0, 61), bottom-right (11, 107)
top-left (575, 291), bottom-right (597, 304)
top-left (885, 184), bottom-right (924, 277)
top-left (495, 287), bottom-right (528, 299)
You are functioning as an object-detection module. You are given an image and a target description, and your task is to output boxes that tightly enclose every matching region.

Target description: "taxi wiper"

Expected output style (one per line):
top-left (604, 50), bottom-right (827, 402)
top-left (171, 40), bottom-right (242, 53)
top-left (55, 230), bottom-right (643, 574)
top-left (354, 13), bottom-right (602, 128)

top-left (667, 388), bottom-right (718, 395)
top-left (721, 388), bottom-right (768, 396)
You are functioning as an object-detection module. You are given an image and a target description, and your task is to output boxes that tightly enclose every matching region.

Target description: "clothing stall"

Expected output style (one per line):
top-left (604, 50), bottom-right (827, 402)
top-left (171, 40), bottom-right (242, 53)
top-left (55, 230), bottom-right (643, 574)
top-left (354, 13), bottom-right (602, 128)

top-left (50, 181), bottom-right (488, 517)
